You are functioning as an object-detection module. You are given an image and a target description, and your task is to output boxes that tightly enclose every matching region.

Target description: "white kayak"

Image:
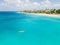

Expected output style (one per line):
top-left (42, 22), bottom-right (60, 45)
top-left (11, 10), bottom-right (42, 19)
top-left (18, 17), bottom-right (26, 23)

top-left (18, 30), bottom-right (24, 32)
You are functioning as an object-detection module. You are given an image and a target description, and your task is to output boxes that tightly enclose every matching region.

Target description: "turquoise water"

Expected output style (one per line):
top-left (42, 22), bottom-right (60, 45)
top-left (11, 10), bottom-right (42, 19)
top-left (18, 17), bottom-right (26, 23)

top-left (0, 12), bottom-right (60, 45)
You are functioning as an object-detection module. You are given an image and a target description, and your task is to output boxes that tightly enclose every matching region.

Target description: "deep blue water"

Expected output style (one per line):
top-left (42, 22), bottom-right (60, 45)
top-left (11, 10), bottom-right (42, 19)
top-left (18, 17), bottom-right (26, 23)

top-left (0, 11), bottom-right (60, 45)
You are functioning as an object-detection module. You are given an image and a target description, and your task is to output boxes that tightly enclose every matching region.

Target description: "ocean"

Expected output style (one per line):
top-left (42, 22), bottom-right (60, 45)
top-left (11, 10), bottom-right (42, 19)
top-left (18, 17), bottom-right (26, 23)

top-left (0, 11), bottom-right (60, 45)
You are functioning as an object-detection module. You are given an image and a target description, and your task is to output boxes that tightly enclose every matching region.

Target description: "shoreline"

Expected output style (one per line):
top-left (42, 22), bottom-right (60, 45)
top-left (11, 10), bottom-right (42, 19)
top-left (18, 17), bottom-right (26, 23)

top-left (17, 12), bottom-right (60, 18)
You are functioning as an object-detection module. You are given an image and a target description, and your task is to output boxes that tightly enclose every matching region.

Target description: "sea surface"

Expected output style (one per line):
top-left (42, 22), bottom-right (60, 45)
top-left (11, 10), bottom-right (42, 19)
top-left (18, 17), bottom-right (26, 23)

top-left (0, 11), bottom-right (60, 45)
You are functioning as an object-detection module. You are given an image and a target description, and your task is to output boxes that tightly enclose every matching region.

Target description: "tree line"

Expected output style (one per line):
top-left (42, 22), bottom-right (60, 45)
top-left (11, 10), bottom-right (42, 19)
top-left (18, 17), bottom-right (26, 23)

top-left (21, 9), bottom-right (60, 14)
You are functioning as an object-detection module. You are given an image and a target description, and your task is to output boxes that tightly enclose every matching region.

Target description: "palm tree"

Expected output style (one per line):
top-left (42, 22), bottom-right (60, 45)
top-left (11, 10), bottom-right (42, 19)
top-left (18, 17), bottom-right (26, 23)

top-left (56, 9), bottom-right (60, 14)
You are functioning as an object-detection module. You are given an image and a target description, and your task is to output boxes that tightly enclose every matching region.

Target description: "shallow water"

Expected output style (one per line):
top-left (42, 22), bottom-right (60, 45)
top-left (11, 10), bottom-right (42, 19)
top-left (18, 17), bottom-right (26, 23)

top-left (0, 12), bottom-right (60, 45)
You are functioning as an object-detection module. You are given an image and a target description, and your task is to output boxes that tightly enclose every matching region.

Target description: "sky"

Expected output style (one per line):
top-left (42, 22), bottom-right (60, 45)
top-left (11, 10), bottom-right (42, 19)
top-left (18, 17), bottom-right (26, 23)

top-left (0, 0), bottom-right (60, 11)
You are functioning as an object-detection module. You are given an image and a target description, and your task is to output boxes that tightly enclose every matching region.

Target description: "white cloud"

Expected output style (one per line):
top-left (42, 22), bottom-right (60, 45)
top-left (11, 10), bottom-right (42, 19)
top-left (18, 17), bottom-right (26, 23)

top-left (25, 0), bottom-right (30, 2)
top-left (41, 0), bottom-right (51, 7)
top-left (33, 2), bottom-right (40, 6)
top-left (0, 0), bottom-right (60, 11)
top-left (40, 0), bottom-right (60, 9)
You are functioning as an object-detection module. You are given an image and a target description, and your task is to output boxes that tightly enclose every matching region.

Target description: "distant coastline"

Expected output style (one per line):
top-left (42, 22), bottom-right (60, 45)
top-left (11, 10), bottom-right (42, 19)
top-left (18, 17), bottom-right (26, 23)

top-left (20, 9), bottom-right (60, 17)
top-left (20, 12), bottom-right (60, 18)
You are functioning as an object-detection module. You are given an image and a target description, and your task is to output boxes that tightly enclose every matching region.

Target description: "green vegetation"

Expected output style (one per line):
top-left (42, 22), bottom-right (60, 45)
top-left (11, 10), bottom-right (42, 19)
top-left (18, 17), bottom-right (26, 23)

top-left (56, 9), bottom-right (60, 14)
top-left (21, 9), bottom-right (60, 14)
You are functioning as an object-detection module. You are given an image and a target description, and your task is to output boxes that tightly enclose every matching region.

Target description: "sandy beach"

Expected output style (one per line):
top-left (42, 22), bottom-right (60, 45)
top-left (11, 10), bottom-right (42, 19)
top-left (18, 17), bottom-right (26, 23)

top-left (18, 12), bottom-right (60, 18)
top-left (28, 13), bottom-right (60, 17)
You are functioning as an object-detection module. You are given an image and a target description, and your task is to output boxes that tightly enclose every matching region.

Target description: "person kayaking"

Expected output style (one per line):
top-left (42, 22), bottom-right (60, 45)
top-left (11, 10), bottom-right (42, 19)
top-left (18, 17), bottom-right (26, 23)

top-left (18, 30), bottom-right (24, 32)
